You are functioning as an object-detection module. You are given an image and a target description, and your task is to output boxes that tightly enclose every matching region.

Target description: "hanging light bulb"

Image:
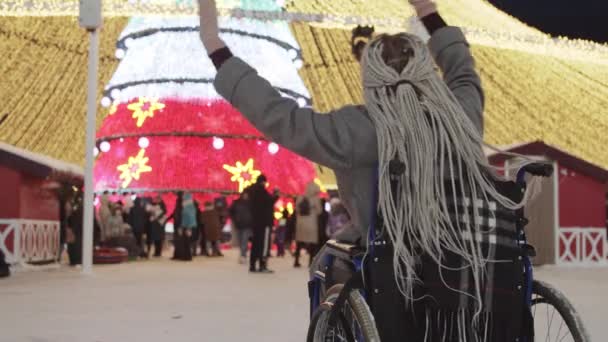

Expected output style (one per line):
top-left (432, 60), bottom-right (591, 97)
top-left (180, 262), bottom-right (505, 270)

top-left (213, 137), bottom-right (224, 150)
top-left (101, 97), bottom-right (112, 107)
top-left (268, 142), bottom-right (279, 155)
top-left (288, 49), bottom-right (298, 60)
top-left (138, 137), bottom-right (150, 149)
top-left (115, 48), bottom-right (126, 59)
top-left (294, 59), bottom-right (304, 69)
top-left (110, 88), bottom-right (121, 99)
top-left (100, 141), bottom-right (111, 153)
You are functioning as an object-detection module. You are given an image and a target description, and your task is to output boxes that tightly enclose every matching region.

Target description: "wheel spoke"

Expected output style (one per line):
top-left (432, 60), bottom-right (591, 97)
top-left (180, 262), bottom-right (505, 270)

top-left (555, 319), bottom-right (565, 342)
top-left (558, 326), bottom-right (572, 342)
top-left (547, 305), bottom-right (556, 341)
top-left (545, 304), bottom-right (551, 342)
top-left (532, 301), bottom-right (575, 342)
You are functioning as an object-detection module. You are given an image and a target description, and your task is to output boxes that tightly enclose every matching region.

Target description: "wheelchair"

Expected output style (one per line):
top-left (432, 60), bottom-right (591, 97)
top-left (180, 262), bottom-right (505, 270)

top-left (307, 163), bottom-right (591, 342)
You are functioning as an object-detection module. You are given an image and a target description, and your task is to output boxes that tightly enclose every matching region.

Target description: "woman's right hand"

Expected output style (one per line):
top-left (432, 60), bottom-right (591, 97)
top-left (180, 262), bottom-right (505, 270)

top-left (408, 0), bottom-right (438, 18)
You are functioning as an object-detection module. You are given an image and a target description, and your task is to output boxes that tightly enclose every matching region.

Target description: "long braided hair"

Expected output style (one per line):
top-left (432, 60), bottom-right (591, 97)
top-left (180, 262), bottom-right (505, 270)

top-left (361, 33), bottom-right (534, 313)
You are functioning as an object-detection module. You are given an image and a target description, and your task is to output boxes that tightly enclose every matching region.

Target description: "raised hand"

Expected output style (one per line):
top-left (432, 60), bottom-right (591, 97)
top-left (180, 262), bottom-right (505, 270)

top-left (408, 0), bottom-right (437, 18)
top-left (198, 0), bottom-right (226, 54)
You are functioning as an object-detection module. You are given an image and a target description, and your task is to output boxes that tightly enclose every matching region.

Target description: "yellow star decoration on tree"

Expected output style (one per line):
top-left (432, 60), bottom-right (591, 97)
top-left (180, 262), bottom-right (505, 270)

top-left (108, 101), bottom-right (118, 115)
top-left (116, 149), bottom-right (152, 188)
top-left (223, 158), bottom-right (261, 193)
top-left (127, 97), bottom-right (165, 127)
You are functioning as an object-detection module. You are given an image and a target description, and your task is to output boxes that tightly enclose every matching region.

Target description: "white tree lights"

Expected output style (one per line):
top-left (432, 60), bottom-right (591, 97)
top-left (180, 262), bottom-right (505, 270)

top-left (138, 136), bottom-right (150, 149)
top-left (99, 141), bottom-right (111, 153)
top-left (268, 142), bottom-right (280, 155)
top-left (212, 137), bottom-right (225, 150)
top-left (93, 11), bottom-right (318, 195)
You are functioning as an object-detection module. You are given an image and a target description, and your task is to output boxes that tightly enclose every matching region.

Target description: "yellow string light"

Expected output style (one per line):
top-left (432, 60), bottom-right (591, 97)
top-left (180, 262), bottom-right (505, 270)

top-left (291, 22), bottom-right (608, 172)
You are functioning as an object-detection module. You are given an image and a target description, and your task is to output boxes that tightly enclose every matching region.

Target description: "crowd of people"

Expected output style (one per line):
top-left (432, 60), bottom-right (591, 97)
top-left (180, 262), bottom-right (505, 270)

top-left (56, 174), bottom-right (351, 273)
top-left (229, 176), bottom-right (351, 273)
top-left (58, 190), bottom-right (228, 266)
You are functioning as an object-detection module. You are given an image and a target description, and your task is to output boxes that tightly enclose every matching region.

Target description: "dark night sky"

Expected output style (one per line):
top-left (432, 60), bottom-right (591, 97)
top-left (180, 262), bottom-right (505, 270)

top-left (488, 0), bottom-right (608, 43)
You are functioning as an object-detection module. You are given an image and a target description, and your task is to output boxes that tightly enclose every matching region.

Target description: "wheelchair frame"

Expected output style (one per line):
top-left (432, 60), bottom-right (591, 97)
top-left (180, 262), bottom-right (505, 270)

top-left (308, 163), bottom-right (553, 341)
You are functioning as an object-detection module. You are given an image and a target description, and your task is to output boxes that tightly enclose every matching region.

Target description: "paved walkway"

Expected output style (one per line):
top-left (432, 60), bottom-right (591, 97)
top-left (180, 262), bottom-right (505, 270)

top-left (1, 250), bottom-right (606, 341)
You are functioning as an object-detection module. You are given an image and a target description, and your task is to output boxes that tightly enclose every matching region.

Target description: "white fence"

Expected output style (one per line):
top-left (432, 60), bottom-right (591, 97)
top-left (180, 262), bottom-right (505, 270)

top-left (0, 219), bottom-right (60, 265)
top-left (559, 227), bottom-right (607, 266)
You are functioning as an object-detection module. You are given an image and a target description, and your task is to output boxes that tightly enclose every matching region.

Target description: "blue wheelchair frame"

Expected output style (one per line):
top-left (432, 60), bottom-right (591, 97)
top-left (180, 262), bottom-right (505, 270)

top-left (309, 166), bottom-right (540, 341)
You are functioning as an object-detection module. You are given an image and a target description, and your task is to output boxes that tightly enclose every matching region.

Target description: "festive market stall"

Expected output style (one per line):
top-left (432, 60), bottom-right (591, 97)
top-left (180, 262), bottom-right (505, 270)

top-left (0, 142), bottom-right (83, 266)
top-left (487, 141), bottom-right (608, 266)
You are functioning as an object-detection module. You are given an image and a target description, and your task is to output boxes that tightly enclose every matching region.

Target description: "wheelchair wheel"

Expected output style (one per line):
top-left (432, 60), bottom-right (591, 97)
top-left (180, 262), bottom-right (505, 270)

top-left (307, 285), bottom-right (380, 342)
top-left (532, 280), bottom-right (591, 342)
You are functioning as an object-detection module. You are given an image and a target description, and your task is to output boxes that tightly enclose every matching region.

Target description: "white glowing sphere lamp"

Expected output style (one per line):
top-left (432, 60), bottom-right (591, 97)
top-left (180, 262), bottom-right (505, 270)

top-left (213, 137), bottom-right (224, 150)
top-left (99, 141), bottom-right (111, 153)
top-left (268, 142), bottom-right (280, 155)
top-left (138, 137), bottom-right (150, 149)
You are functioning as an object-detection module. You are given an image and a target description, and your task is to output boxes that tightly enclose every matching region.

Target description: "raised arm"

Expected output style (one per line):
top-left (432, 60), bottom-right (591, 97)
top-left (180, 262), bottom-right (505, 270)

top-left (198, 0), bottom-right (373, 170)
top-left (411, 0), bottom-right (485, 134)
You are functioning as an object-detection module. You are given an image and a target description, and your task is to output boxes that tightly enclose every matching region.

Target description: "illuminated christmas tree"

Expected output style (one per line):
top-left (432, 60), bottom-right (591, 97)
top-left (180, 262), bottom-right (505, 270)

top-left (94, 0), bottom-right (317, 208)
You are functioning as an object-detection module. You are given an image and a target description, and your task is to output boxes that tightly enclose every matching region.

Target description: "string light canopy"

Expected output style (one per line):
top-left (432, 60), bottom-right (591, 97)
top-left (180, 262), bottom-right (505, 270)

top-left (2, 0), bottom-right (606, 65)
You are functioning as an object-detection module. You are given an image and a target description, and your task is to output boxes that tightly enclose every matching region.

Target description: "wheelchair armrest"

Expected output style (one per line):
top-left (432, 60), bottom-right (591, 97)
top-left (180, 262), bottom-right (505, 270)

top-left (326, 240), bottom-right (364, 257)
top-left (522, 162), bottom-right (553, 177)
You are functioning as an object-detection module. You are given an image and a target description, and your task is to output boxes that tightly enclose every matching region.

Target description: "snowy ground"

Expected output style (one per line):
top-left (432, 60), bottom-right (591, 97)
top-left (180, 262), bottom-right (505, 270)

top-left (1, 250), bottom-right (606, 342)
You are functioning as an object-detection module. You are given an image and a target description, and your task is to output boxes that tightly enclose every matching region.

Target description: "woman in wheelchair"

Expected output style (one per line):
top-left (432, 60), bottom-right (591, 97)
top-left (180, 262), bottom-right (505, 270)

top-left (198, 0), bottom-right (549, 341)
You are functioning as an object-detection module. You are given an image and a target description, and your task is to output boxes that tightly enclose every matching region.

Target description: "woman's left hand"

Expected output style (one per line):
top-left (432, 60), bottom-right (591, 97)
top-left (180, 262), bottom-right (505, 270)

top-left (198, 0), bottom-right (226, 54)
top-left (408, 0), bottom-right (437, 18)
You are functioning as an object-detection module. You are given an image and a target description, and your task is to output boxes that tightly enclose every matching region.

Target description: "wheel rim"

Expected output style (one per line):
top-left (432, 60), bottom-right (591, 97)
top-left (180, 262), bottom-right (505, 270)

top-left (315, 301), bottom-right (364, 342)
top-left (532, 293), bottom-right (575, 342)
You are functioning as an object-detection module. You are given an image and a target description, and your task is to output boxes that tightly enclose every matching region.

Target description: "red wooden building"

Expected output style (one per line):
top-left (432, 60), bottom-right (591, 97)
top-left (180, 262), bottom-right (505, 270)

top-left (0, 142), bottom-right (83, 266)
top-left (488, 141), bottom-right (608, 266)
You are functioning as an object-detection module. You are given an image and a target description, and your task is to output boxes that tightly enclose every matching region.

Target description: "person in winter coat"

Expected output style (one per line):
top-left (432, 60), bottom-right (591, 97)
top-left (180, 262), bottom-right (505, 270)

top-left (66, 201), bottom-right (84, 266)
top-left (245, 175), bottom-right (278, 273)
top-left (274, 209), bottom-right (289, 257)
top-left (199, 201), bottom-right (223, 257)
top-left (105, 205), bottom-right (129, 240)
top-left (326, 198), bottom-right (352, 239)
top-left (0, 249), bottom-right (9, 278)
top-left (198, 1), bottom-right (538, 340)
top-left (294, 182), bottom-right (322, 267)
top-left (97, 193), bottom-right (112, 243)
top-left (178, 192), bottom-right (198, 261)
top-left (129, 197), bottom-right (148, 258)
top-left (229, 191), bottom-right (253, 264)
top-left (168, 192), bottom-right (184, 259)
top-left (318, 198), bottom-right (330, 246)
top-left (105, 205), bottom-right (139, 258)
top-left (284, 199), bottom-right (297, 255)
top-left (147, 195), bottom-right (167, 257)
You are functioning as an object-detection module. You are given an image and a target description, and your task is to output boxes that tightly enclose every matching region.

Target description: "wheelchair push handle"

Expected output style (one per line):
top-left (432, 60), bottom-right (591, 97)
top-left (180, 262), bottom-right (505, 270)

top-left (516, 162), bottom-right (553, 183)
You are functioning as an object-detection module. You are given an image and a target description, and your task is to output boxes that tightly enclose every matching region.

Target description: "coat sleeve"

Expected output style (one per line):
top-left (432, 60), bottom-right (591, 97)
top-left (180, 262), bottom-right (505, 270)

top-left (214, 57), bottom-right (374, 170)
top-left (428, 27), bottom-right (484, 134)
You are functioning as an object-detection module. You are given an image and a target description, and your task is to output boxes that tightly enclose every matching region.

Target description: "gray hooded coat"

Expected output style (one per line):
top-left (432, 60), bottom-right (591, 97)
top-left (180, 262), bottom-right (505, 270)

top-left (214, 27), bottom-right (483, 244)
